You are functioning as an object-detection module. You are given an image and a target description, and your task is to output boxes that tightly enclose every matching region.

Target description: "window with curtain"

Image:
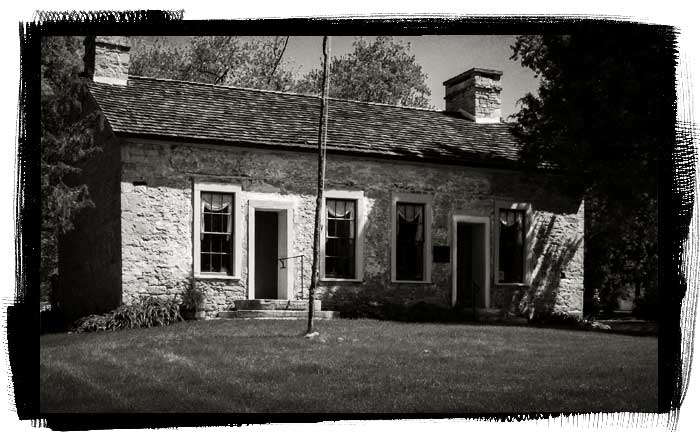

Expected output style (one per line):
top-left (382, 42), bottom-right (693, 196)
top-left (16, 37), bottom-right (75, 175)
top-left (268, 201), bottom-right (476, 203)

top-left (325, 198), bottom-right (356, 278)
top-left (200, 192), bottom-right (234, 274)
top-left (396, 202), bottom-right (425, 281)
top-left (498, 208), bottom-right (525, 283)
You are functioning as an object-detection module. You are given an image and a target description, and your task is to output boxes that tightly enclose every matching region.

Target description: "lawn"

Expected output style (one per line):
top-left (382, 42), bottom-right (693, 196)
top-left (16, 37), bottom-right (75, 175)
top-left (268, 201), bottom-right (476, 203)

top-left (40, 319), bottom-right (657, 413)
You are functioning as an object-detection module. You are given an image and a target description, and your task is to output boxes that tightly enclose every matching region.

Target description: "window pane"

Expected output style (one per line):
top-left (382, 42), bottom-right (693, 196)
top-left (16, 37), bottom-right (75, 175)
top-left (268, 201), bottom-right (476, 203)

top-left (325, 257), bottom-right (337, 276)
top-left (326, 238), bottom-right (337, 256)
top-left (213, 252), bottom-right (221, 272)
top-left (337, 220), bottom-right (351, 239)
top-left (204, 213), bottom-right (213, 232)
top-left (201, 253), bottom-right (211, 272)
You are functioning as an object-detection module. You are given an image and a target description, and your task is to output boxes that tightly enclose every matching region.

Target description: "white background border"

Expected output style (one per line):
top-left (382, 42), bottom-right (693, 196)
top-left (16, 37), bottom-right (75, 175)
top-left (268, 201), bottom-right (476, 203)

top-left (3, 2), bottom-right (698, 433)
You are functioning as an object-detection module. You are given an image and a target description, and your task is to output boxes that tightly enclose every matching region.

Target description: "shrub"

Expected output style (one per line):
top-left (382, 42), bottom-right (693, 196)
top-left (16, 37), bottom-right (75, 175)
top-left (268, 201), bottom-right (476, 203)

top-left (337, 297), bottom-right (465, 323)
top-left (74, 313), bottom-right (111, 333)
top-left (73, 297), bottom-right (182, 333)
top-left (109, 297), bottom-right (183, 329)
top-left (181, 284), bottom-right (205, 311)
top-left (530, 311), bottom-right (586, 327)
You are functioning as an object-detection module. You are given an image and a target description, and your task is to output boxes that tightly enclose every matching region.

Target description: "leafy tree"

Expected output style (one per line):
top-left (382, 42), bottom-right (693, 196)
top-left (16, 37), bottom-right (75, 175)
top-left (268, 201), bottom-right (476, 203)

top-left (41, 36), bottom-right (103, 302)
top-left (131, 36), bottom-right (432, 108)
top-left (297, 37), bottom-right (431, 108)
top-left (510, 31), bottom-right (674, 317)
top-left (130, 36), bottom-right (298, 91)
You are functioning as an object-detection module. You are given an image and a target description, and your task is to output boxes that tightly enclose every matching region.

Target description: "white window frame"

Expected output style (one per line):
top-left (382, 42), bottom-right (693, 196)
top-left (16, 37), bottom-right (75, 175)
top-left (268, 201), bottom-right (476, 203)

top-left (193, 182), bottom-right (242, 280)
top-left (320, 190), bottom-right (365, 282)
top-left (494, 201), bottom-right (532, 286)
top-left (391, 193), bottom-right (433, 284)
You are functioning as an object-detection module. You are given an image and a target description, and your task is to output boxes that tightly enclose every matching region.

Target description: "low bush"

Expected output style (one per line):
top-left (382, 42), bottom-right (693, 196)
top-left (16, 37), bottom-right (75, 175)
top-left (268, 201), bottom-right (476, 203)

top-left (74, 313), bottom-right (111, 333)
top-left (529, 310), bottom-right (586, 327)
top-left (181, 284), bottom-right (205, 311)
top-left (337, 298), bottom-right (468, 323)
top-left (74, 297), bottom-right (182, 333)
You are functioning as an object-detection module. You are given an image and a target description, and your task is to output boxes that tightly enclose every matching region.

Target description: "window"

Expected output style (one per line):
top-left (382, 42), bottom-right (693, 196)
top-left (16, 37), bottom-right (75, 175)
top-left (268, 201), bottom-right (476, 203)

top-left (325, 199), bottom-right (356, 278)
top-left (193, 183), bottom-right (241, 278)
top-left (200, 192), bottom-right (233, 274)
top-left (321, 190), bottom-right (365, 281)
top-left (495, 204), bottom-right (530, 285)
top-left (391, 193), bottom-right (433, 283)
top-left (396, 202), bottom-right (425, 281)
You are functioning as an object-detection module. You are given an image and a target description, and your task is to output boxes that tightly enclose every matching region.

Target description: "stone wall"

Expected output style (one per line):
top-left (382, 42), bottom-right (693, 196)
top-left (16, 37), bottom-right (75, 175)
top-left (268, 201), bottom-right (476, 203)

top-left (119, 139), bottom-right (584, 318)
top-left (57, 129), bottom-right (122, 321)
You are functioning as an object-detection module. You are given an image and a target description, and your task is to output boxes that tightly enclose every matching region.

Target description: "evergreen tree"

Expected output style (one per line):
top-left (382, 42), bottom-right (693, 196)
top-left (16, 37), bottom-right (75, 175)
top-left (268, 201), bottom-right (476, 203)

top-left (41, 36), bottom-right (103, 301)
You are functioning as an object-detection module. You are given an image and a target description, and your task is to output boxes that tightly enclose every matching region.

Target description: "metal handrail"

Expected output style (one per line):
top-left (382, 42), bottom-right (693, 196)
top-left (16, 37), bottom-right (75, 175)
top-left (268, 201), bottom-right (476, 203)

top-left (278, 255), bottom-right (305, 298)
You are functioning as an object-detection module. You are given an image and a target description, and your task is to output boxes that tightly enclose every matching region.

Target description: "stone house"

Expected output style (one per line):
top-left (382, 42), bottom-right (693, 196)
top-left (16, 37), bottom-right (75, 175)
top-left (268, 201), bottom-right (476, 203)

top-left (57, 36), bottom-right (585, 320)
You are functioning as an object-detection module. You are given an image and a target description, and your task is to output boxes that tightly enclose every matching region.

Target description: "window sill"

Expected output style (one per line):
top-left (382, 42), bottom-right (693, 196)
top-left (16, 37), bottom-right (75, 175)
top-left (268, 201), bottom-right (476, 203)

top-left (495, 282), bottom-right (530, 288)
top-left (194, 274), bottom-right (241, 281)
top-left (391, 279), bottom-right (432, 284)
top-left (320, 277), bottom-right (363, 283)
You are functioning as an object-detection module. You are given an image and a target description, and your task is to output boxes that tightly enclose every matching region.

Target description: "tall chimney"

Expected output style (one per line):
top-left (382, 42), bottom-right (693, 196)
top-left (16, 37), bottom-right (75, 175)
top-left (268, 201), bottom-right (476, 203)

top-left (443, 68), bottom-right (502, 123)
top-left (83, 36), bottom-right (131, 86)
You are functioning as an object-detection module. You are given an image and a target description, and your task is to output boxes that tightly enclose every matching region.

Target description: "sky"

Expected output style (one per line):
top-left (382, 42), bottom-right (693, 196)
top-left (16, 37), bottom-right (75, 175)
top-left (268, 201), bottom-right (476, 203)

top-left (279, 35), bottom-right (541, 117)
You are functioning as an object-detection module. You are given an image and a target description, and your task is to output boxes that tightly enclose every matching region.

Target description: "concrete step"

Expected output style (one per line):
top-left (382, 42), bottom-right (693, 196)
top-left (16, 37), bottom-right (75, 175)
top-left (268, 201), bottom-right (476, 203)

top-left (218, 310), bottom-right (339, 320)
top-left (234, 299), bottom-right (322, 311)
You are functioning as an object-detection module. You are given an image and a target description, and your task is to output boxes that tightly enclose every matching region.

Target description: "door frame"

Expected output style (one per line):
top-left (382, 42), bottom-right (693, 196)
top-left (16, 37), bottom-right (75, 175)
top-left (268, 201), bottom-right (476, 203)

top-left (248, 199), bottom-right (294, 300)
top-left (451, 215), bottom-right (490, 308)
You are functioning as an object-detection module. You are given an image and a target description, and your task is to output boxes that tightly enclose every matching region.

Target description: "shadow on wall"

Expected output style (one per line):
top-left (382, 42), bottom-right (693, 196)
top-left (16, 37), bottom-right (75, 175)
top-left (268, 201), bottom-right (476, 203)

top-left (515, 214), bottom-right (583, 319)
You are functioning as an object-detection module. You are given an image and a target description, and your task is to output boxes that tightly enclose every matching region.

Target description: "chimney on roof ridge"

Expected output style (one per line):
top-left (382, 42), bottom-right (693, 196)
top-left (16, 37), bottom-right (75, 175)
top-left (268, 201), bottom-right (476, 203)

top-left (83, 36), bottom-right (131, 86)
top-left (443, 68), bottom-right (503, 123)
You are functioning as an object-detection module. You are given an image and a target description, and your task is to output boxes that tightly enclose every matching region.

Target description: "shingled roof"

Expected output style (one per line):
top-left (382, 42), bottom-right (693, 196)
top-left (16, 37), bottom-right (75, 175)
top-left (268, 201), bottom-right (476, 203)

top-left (89, 76), bottom-right (523, 168)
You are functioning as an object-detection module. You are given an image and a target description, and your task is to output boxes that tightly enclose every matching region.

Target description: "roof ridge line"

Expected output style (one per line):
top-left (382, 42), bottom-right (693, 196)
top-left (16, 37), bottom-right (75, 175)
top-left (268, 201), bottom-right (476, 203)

top-left (127, 75), bottom-right (442, 113)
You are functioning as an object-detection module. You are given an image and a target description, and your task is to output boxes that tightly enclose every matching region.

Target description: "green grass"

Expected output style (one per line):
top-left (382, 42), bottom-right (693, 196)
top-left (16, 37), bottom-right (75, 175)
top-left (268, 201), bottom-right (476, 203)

top-left (40, 319), bottom-right (657, 413)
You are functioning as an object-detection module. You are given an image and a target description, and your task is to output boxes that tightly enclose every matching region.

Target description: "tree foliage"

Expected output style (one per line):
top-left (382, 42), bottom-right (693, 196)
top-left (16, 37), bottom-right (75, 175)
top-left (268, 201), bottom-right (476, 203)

top-left (41, 36), bottom-right (103, 300)
top-left (130, 36), bottom-right (298, 91)
top-left (132, 36), bottom-right (432, 109)
top-left (297, 37), bottom-right (431, 108)
top-left (510, 31), bottom-right (675, 317)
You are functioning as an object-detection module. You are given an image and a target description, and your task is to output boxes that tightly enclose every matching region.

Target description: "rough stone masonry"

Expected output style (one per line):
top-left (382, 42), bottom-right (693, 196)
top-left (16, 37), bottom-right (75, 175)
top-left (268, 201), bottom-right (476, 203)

top-left (116, 139), bottom-right (584, 318)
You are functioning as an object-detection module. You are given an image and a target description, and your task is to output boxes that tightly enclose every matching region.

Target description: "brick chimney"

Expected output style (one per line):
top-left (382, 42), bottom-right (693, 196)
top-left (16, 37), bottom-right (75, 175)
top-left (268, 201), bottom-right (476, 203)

top-left (443, 68), bottom-right (503, 123)
top-left (83, 36), bottom-right (131, 85)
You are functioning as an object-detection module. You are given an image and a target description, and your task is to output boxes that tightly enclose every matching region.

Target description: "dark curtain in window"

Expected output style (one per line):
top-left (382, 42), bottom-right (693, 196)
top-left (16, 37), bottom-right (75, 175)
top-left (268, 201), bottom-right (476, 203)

top-left (325, 199), bottom-right (356, 278)
top-left (200, 192), bottom-right (234, 274)
top-left (498, 209), bottom-right (524, 283)
top-left (396, 202), bottom-right (424, 281)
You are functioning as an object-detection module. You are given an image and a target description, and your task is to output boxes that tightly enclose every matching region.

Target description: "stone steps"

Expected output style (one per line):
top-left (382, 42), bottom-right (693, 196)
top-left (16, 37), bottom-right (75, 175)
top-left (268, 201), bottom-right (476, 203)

top-left (218, 309), bottom-right (339, 320)
top-left (218, 299), bottom-right (338, 320)
top-left (234, 299), bottom-right (322, 311)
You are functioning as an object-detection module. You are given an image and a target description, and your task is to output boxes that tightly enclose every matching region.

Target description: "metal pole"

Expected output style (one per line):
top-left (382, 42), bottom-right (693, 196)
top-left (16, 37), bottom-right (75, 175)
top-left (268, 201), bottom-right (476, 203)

top-left (307, 36), bottom-right (331, 335)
